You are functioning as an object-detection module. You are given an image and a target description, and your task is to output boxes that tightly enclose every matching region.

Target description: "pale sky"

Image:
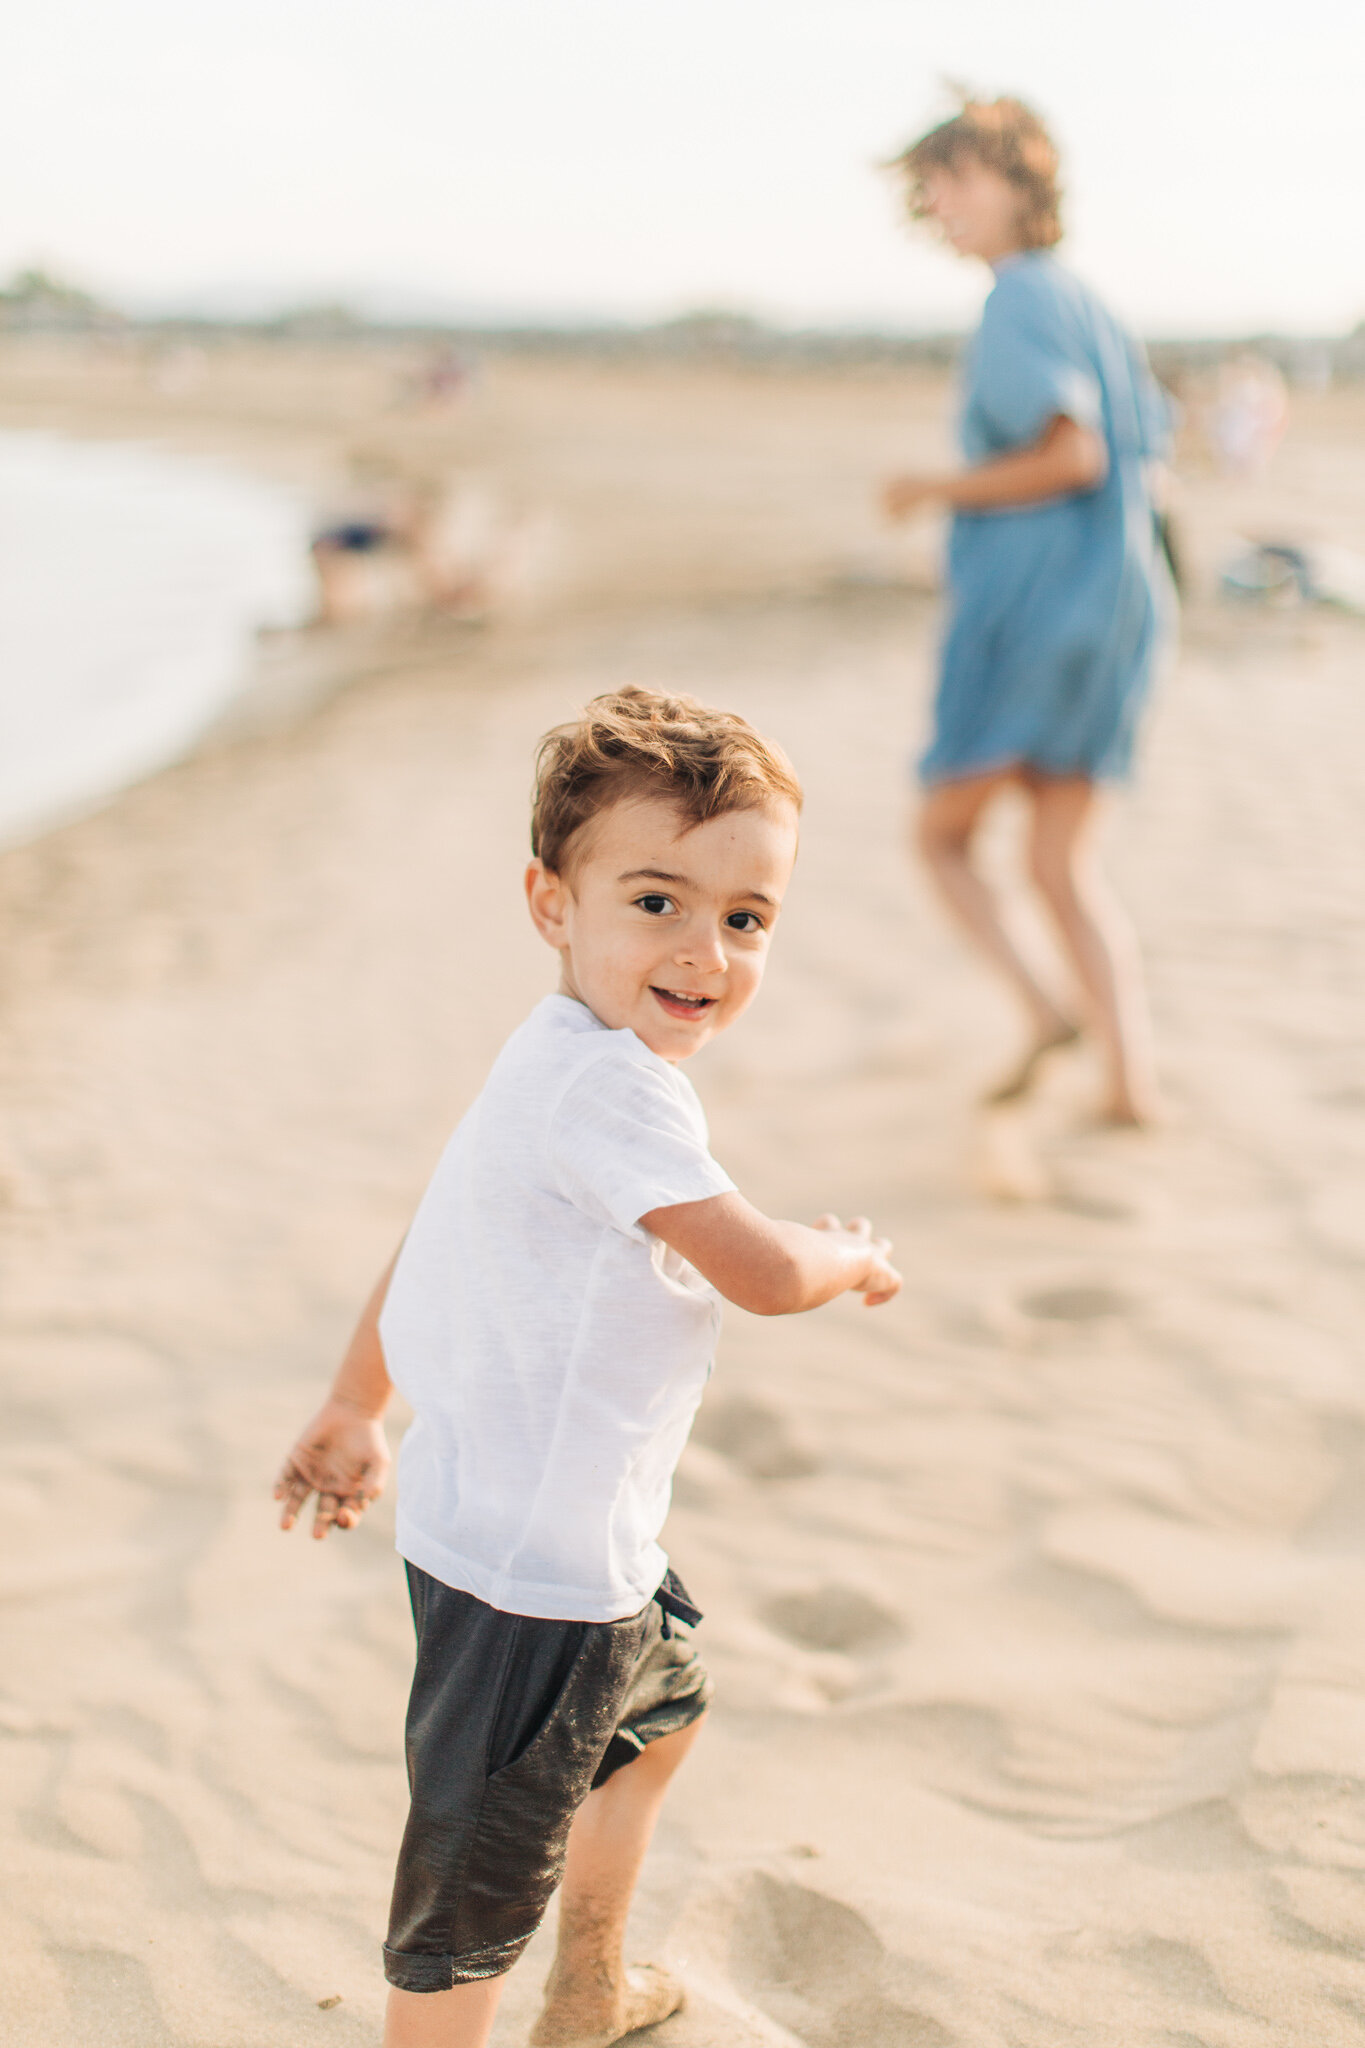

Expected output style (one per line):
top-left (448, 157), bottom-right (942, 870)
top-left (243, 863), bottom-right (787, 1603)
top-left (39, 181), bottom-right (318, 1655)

top-left (6, 0), bottom-right (1362, 336)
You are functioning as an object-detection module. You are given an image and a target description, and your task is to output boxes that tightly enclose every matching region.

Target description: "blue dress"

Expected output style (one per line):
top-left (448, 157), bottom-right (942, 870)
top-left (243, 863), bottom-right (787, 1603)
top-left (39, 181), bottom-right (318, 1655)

top-left (920, 252), bottom-right (1172, 785)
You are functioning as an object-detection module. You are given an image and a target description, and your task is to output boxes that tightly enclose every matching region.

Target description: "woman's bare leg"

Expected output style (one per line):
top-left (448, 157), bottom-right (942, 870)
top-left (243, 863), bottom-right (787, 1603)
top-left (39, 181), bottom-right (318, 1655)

top-left (1025, 776), bottom-right (1159, 1124)
top-left (916, 775), bottom-right (1077, 1091)
top-left (530, 1719), bottom-right (704, 2047)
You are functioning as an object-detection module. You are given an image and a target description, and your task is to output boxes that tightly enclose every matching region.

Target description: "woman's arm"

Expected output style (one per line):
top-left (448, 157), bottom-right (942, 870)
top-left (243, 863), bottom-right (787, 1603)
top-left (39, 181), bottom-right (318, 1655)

top-left (885, 413), bottom-right (1107, 519)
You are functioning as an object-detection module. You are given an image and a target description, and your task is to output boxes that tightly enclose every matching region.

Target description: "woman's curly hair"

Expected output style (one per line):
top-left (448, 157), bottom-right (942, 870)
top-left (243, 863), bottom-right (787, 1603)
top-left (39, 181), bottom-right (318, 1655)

top-left (891, 95), bottom-right (1063, 250)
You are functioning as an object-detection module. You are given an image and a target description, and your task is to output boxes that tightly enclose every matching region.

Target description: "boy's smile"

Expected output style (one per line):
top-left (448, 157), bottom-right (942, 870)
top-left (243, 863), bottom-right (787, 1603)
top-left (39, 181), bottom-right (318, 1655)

top-left (526, 795), bottom-right (799, 1061)
top-left (651, 988), bottom-right (714, 1019)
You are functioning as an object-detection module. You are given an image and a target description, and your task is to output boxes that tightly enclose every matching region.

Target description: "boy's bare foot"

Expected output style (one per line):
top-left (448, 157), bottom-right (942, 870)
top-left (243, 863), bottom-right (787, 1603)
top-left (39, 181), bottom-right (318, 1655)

top-left (529, 1963), bottom-right (683, 2048)
top-left (982, 1020), bottom-right (1081, 1105)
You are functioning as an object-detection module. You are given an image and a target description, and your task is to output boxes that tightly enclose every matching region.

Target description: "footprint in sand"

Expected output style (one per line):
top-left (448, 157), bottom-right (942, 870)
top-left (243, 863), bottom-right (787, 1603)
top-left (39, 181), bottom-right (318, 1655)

top-left (760, 1584), bottom-right (905, 1657)
top-left (719, 1871), bottom-right (958, 2048)
top-left (691, 1396), bottom-right (819, 1481)
top-left (1116, 1933), bottom-right (1239, 2014)
top-left (973, 1103), bottom-right (1051, 1203)
top-left (1018, 1280), bottom-right (1129, 1322)
top-left (1313, 1082), bottom-right (1365, 1111)
top-left (1053, 1185), bottom-right (1136, 1222)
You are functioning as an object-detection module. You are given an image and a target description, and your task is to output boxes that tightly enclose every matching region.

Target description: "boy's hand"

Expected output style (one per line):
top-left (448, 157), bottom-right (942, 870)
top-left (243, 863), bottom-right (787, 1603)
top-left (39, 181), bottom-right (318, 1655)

top-left (642, 1191), bottom-right (902, 1315)
top-left (813, 1213), bottom-right (902, 1306)
top-left (275, 1398), bottom-right (391, 1539)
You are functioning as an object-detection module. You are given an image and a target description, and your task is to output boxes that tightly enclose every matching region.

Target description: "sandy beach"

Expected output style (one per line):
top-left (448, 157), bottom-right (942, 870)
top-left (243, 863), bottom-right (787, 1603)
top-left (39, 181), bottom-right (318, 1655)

top-left (2, 339), bottom-right (1365, 2047)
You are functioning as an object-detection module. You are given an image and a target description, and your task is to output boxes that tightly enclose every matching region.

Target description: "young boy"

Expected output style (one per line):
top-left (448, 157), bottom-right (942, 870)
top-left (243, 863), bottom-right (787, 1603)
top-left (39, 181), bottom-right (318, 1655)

top-left (275, 687), bottom-right (901, 2048)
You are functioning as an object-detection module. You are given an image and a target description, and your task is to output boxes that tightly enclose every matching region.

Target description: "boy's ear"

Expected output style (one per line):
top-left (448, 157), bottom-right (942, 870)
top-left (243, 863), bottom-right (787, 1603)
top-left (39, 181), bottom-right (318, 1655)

top-left (525, 859), bottom-right (570, 949)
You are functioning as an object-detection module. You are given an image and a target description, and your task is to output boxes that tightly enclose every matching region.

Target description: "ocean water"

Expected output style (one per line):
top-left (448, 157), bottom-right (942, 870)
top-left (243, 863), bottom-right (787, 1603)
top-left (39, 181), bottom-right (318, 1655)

top-left (0, 432), bottom-right (313, 848)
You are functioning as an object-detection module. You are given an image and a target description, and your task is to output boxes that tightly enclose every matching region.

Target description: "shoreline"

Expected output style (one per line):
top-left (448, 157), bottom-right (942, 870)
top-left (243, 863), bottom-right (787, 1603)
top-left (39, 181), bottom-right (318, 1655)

top-left (0, 427), bottom-right (312, 850)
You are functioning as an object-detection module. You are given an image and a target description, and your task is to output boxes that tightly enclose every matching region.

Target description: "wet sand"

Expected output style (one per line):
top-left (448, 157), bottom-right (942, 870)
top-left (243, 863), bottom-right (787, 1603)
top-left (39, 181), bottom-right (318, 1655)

top-left (2, 341), bottom-right (1365, 2046)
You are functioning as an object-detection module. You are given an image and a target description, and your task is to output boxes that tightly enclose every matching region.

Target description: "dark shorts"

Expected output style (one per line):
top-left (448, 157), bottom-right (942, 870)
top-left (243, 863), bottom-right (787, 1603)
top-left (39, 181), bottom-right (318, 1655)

top-left (383, 1564), bottom-right (712, 1993)
top-left (311, 521), bottom-right (391, 553)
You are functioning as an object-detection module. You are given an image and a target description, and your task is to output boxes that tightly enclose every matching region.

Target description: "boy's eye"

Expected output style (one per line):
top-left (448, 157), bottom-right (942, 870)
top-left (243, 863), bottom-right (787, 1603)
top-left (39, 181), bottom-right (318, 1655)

top-left (725, 911), bottom-right (764, 934)
top-left (635, 894), bottom-right (675, 916)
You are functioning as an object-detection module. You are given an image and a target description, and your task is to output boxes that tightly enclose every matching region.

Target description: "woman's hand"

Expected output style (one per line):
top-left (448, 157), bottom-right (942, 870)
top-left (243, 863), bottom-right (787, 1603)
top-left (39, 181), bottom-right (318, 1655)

top-left (275, 1398), bottom-right (391, 1539)
top-left (882, 474), bottom-right (942, 521)
top-left (886, 418), bottom-right (1108, 523)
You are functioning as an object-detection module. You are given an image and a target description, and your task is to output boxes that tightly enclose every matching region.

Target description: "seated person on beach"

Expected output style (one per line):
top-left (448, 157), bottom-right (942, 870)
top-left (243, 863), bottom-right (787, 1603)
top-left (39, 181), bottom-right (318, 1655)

top-left (310, 472), bottom-right (493, 625)
top-left (275, 687), bottom-right (901, 2048)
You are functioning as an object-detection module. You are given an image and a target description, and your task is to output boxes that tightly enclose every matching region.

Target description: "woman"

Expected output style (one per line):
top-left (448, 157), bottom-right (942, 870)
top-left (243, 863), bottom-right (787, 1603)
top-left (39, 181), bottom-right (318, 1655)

top-left (884, 98), bottom-right (1172, 1125)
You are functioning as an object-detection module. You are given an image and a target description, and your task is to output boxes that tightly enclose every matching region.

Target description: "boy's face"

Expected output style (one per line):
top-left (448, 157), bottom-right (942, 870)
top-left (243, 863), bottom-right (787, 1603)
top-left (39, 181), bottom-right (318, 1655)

top-left (526, 795), bottom-right (799, 1062)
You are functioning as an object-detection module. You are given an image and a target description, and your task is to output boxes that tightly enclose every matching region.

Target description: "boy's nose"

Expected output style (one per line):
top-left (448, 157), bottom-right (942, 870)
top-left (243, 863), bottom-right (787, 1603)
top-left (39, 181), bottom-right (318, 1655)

top-left (676, 925), bottom-right (726, 973)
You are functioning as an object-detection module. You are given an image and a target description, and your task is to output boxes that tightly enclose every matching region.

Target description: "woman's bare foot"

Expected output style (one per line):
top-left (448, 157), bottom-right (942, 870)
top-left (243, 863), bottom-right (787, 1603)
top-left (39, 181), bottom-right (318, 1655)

top-left (1091, 1070), bottom-right (1170, 1128)
top-left (529, 1963), bottom-right (683, 2048)
top-left (1094, 1092), bottom-right (1165, 1129)
top-left (982, 1020), bottom-right (1082, 1105)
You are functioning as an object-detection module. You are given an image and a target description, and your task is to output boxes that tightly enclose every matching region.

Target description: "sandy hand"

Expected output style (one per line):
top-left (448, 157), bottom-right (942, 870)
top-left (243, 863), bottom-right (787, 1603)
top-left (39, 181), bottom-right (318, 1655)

top-left (275, 1398), bottom-right (391, 1539)
top-left (813, 1213), bottom-right (902, 1307)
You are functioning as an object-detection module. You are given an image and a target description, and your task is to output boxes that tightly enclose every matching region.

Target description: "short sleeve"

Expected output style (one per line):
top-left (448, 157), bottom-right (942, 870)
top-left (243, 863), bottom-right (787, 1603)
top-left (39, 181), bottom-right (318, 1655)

top-left (548, 1049), bottom-right (736, 1239)
top-left (969, 274), bottom-right (1102, 451)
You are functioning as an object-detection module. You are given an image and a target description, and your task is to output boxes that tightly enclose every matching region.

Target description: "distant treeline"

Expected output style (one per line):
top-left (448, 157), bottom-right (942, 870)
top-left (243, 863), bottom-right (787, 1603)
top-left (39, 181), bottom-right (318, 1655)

top-left (3, 268), bottom-right (1363, 383)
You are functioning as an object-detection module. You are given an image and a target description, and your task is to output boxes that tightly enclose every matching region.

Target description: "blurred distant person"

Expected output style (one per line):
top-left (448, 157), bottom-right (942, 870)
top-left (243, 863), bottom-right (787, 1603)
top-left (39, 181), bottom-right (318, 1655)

top-left (417, 343), bottom-right (473, 408)
top-left (882, 97), bottom-right (1173, 1126)
top-left (394, 342), bottom-right (476, 412)
top-left (310, 473), bottom-right (507, 625)
top-left (1206, 351), bottom-right (1287, 476)
top-left (309, 467), bottom-right (427, 624)
top-left (310, 513), bottom-right (398, 625)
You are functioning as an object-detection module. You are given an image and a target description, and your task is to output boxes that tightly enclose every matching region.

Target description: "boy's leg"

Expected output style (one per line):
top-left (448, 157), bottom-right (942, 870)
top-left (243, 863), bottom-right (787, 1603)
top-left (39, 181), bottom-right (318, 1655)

top-left (384, 1977), bottom-right (503, 2048)
top-left (382, 1720), bottom-right (702, 2048)
top-left (531, 1718), bottom-right (705, 2048)
top-left (384, 1577), bottom-right (651, 2038)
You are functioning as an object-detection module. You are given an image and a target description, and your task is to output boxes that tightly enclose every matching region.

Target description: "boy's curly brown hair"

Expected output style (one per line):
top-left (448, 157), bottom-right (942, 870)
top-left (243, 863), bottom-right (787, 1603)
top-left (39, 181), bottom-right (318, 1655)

top-left (531, 686), bottom-right (802, 875)
top-left (891, 95), bottom-right (1063, 251)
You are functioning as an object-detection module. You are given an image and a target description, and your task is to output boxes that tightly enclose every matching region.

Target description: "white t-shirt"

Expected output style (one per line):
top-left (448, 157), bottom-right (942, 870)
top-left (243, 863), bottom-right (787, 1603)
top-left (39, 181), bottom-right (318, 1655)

top-left (378, 994), bottom-right (736, 1621)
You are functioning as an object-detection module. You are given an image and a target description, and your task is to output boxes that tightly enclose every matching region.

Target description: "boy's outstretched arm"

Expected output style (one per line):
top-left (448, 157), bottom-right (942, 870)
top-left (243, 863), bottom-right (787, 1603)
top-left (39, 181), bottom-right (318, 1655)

top-left (275, 1252), bottom-right (398, 1539)
top-left (640, 1193), bottom-right (901, 1315)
